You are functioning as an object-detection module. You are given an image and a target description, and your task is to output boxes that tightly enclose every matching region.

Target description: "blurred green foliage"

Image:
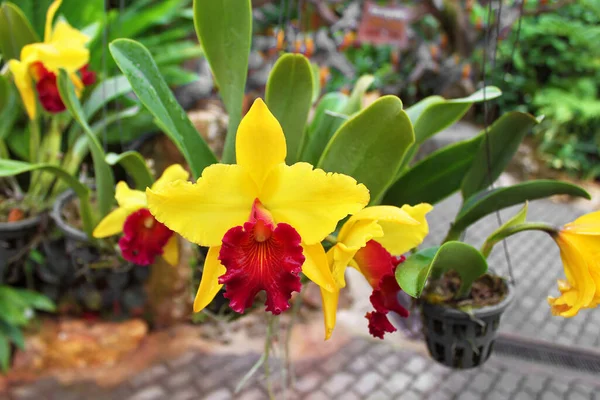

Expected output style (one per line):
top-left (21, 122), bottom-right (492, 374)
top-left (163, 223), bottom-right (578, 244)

top-left (493, 0), bottom-right (600, 179)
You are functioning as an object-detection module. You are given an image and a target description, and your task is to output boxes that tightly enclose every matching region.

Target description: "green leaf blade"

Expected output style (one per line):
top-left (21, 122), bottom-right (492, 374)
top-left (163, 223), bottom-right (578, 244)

top-left (318, 96), bottom-right (414, 203)
top-left (105, 151), bottom-right (154, 190)
top-left (461, 111), bottom-right (539, 199)
top-left (193, 0), bottom-right (251, 163)
top-left (0, 2), bottom-right (39, 60)
top-left (396, 246), bottom-right (439, 298)
top-left (454, 180), bottom-right (590, 233)
top-left (266, 54), bottom-right (314, 163)
top-left (109, 39), bottom-right (216, 178)
top-left (430, 242), bottom-right (489, 298)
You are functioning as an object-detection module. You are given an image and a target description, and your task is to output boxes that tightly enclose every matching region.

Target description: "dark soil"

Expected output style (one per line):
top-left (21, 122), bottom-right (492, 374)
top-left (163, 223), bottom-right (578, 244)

top-left (422, 271), bottom-right (509, 309)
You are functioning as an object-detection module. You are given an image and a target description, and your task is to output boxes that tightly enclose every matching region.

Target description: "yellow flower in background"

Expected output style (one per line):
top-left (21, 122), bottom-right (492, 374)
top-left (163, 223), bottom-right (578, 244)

top-left (321, 204), bottom-right (432, 339)
top-left (93, 165), bottom-right (189, 267)
top-left (548, 210), bottom-right (600, 317)
top-left (147, 99), bottom-right (369, 316)
top-left (8, 0), bottom-right (93, 119)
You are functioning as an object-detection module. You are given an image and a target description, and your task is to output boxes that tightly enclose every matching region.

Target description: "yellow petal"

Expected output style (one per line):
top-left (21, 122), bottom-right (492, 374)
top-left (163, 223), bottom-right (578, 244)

top-left (331, 219), bottom-right (384, 288)
top-left (552, 234), bottom-right (596, 317)
top-left (375, 204), bottom-right (433, 255)
top-left (320, 287), bottom-right (340, 340)
top-left (236, 98), bottom-right (286, 189)
top-left (30, 43), bottom-right (89, 74)
top-left (194, 246), bottom-right (226, 312)
top-left (45, 0), bottom-right (62, 41)
top-left (49, 20), bottom-right (89, 48)
top-left (162, 235), bottom-right (179, 267)
top-left (261, 162), bottom-right (370, 245)
top-left (152, 164), bottom-right (189, 192)
top-left (92, 207), bottom-right (129, 238)
top-left (8, 59), bottom-right (36, 119)
top-left (563, 210), bottom-right (600, 235)
top-left (115, 181), bottom-right (147, 209)
top-left (147, 164), bottom-right (258, 247)
top-left (301, 242), bottom-right (336, 293)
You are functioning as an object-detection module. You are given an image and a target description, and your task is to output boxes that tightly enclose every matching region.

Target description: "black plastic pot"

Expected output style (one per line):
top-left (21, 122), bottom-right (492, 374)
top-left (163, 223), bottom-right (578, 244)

top-left (420, 282), bottom-right (513, 369)
top-left (50, 190), bottom-right (149, 318)
top-left (0, 213), bottom-right (44, 280)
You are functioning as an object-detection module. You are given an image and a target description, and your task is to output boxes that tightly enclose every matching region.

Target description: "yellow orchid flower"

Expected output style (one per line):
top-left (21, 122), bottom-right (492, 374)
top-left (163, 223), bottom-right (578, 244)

top-left (320, 204), bottom-right (432, 339)
top-left (548, 210), bottom-right (600, 317)
top-left (93, 165), bottom-right (190, 267)
top-left (147, 99), bottom-right (369, 315)
top-left (8, 0), bottom-right (93, 119)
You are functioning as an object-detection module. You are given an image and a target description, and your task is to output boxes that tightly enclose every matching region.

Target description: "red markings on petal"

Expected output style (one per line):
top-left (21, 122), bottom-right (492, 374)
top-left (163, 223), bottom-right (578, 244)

top-left (119, 208), bottom-right (174, 266)
top-left (218, 216), bottom-right (304, 315)
top-left (80, 64), bottom-right (96, 86)
top-left (30, 62), bottom-right (65, 113)
top-left (356, 240), bottom-right (410, 339)
top-left (365, 311), bottom-right (396, 339)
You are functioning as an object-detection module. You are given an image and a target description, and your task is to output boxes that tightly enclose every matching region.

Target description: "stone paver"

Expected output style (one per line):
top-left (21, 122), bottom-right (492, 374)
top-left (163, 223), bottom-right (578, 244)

top-left (4, 337), bottom-right (600, 399)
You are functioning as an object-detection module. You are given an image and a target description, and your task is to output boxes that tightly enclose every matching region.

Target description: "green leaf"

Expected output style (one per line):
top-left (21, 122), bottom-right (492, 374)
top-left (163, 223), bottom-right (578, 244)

top-left (0, 286), bottom-right (30, 327)
top-left (0, 333), bottom-right (9, 372)
top-left (109, 39), bottom-right (216, 179)
top-left (0, 76), bottom-right (9, 112)
top-left (343, 75), bottom-right (374, 115)
top-left (384, 134), bottom-right (483, 207)
top-left (83, 75), bottom-right (132, 119)
top-left (0, 2), bottom-right (39, 60)
top-left (429, 242), bottom-right (488, 298)
top-left (0, 320), bottom-right (24, 349)
top-left (452, 180), bottom-right (590, 234)
top-left (57, 69), bottom-right (115, 219)
top-left (310, 62), bottom-right (321, 104)
top-left (407, 86), bottom-right (502, 144)
top-left (0, 159), bottom-right (95, 237)
top-left (105, 151), bottom-right (154, 190)
top-left (13, 288), bottom-right (55, 312)
top-left (481, 203), bottom-right (528, 258)
top-left (319, 96), bottom-right (414, 203)
top-left (300, 92), bottom-right (348, 165)
top-left (396, 246), bottom-right (439, 298)
top-left (0, 83), bottom-right (19, 141)
top-left (461, 112), bottom-right (539, 199)
top-left (193, 0), bottom-right (251, 163)
top-left (266, 54), bottom-right (313, 163)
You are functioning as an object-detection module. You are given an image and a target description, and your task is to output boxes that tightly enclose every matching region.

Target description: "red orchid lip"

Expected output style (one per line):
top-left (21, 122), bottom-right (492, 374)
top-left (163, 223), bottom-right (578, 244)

top-left (217, 199), bottom-right (305, 315)
top-left (119, 208), bottom-right (173, 266)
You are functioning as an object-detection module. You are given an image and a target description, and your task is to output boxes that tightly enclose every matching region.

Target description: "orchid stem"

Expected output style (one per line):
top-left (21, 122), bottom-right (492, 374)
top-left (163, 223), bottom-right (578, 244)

top-left (325, 235), bottom-right (338, 245)
top-left (264, 314), bottom-right (276, 400)
top-left (481, 222), bottom-right (557, 258)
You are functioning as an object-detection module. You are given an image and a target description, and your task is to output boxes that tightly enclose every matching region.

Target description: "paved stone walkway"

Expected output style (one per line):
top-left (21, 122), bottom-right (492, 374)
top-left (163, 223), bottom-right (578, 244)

top-left (5, 337), bottom-right (599, 400)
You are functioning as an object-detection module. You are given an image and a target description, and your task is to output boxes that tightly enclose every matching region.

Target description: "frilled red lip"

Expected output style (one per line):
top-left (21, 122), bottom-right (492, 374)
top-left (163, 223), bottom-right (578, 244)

top-left (355, 240), bottom-right (409, 339)
top-left (119, 208), bottom-right (173, 266)
top-left (217, 199), bottom-right (305, 315)
top-left (29, 62), bottom-right (96, 114)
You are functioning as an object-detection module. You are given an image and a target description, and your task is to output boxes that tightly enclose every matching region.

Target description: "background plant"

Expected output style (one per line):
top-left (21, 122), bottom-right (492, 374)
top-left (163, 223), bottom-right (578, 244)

top-left (492, 0), bottom-right (600, 179)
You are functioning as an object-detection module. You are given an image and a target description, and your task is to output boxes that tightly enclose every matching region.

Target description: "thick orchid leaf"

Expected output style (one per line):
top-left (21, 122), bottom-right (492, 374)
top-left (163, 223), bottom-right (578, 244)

top-left (193, 0), bottom-right (251, 163)
top-left (461, 112), bottom-right (539, 199)
top-left (310, 62), bottom-right (321, 103)
top-left (301, 92), bottom-right (348, 165)
top-left (13, 288), bottom-right (55, 312)
top-left (384, 134), bottom-right (483, 207)
top-left (429, 242), bottom-right (488, 298)
top-left (105, 151), bottom-right (154, 191)
top-left (57, 69), bottom-right (115, 219)
top-left (452, 181), bottom-right (590, 235)
top-left (407, 86), bottom-right (502, 144)
top-left (343, 75), bottom-right (374, 115)
top-left (109, 39), bottom-right (216, 178)
top-left (0, 2), bottom-right (39, 60)
top-left (0, 332), bottom-right (8, 371)
top-left (319, 96), bottom-right (414, 203)
top-left (266, 53), bottom-right (313, 163)
top-left (396, 246), bottom-right (439, 298)
top-left (0, 320), bottom-right (24, 349)
top-left (0, 159), bottom-right (95, 237)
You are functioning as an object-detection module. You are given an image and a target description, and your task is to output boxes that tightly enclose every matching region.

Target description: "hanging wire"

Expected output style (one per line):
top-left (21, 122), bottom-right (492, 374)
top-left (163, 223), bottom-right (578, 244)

top-left (481, 0), bottom-right (516, 284)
